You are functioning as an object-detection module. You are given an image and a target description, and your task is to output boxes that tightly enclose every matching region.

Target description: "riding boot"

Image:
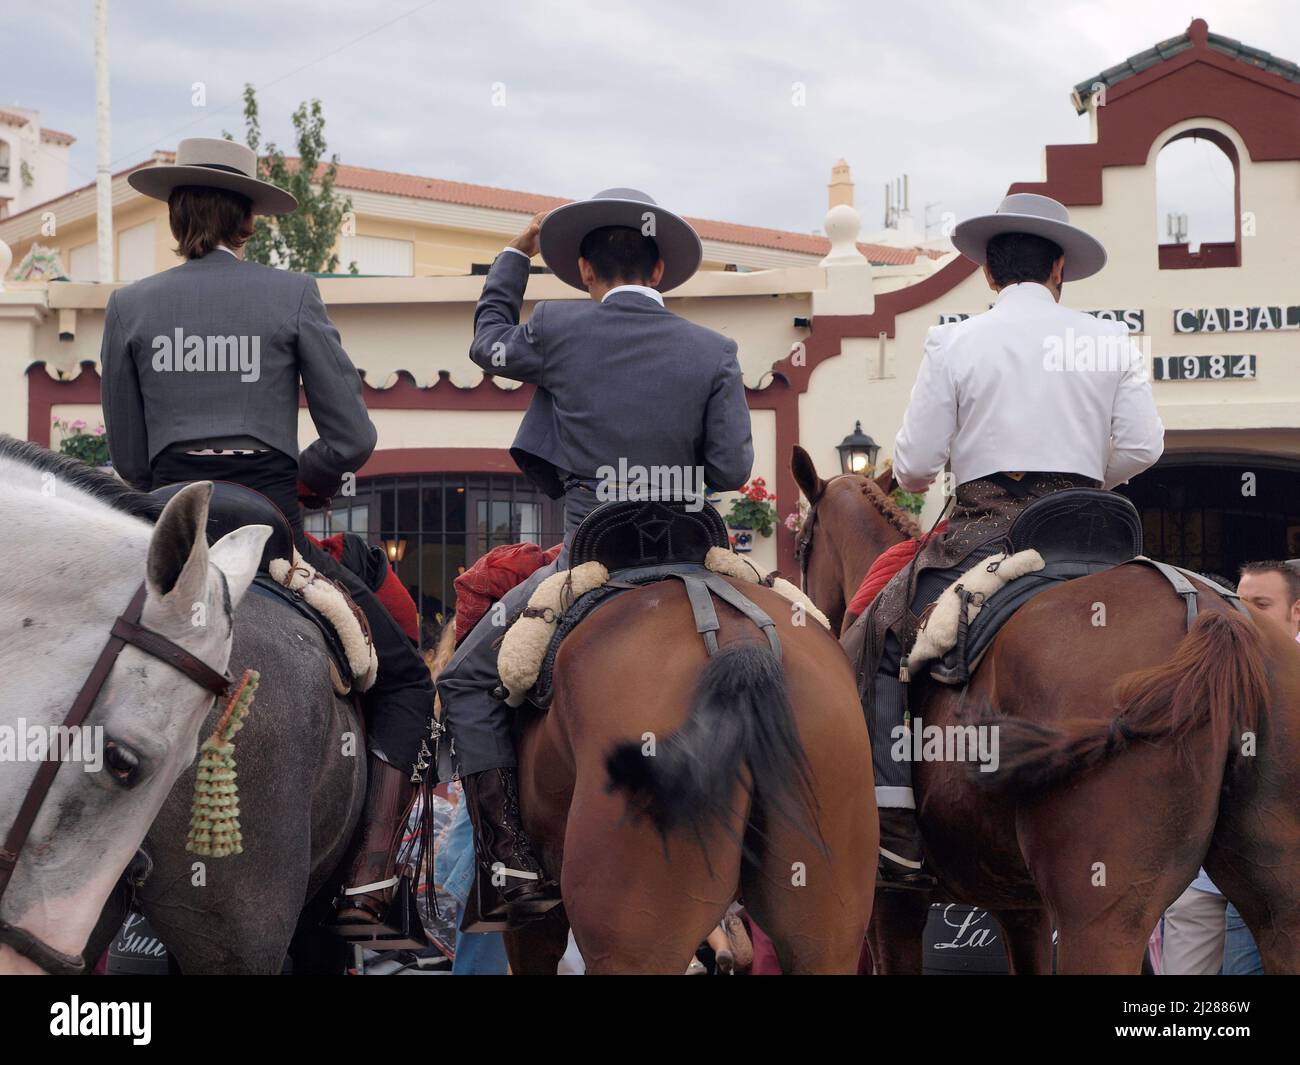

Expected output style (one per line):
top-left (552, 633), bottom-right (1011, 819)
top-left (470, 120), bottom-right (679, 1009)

top-left (462, 767), bottom-right (561, 923)
top-left (878, 806), bottom-right (935, 891)
top-left (873, 633), bottom-right (936, 892)
top-left (335, 754), bottom-right (415, 925)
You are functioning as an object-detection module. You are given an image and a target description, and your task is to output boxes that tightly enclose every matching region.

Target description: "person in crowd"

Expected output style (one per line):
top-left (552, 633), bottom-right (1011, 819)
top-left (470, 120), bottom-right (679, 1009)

top-left (100, 137), bottom-right (435, 935)
top-left (435, 189), bottom-right (753, 926)
top-left (873, 193), bottom-right (1164, 885)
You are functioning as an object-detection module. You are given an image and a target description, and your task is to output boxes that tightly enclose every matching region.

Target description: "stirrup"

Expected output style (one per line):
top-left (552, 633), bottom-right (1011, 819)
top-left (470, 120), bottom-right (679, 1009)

top-left (459, 863), bottom-right (561, 934)
top-left (877, 848), bottom-right (937, 892)
top-left (327, 874), bottom-right (429, 949)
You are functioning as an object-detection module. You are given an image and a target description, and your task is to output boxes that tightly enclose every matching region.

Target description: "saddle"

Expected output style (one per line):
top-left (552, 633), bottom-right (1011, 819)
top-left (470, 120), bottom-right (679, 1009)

top-left (498, 499), bottom-right (809, 709)
top-left (568, 497), bottom-right (731, 569)
top-left (149, 481), bottom-right (364, 690)
top-left (921, 489), bottom-right (1248, 685)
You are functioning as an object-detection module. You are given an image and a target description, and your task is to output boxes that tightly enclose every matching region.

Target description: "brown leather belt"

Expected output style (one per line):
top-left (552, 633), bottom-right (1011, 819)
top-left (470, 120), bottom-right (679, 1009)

top-left (0, 583), bottom-right (232, 975)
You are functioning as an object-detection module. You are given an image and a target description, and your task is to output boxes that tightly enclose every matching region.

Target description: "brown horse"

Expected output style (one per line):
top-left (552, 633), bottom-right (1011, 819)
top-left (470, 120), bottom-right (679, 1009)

top-left (792, 446), bottom-right (1300, 974)
top-left (489, 576), bottom-right (877, 974)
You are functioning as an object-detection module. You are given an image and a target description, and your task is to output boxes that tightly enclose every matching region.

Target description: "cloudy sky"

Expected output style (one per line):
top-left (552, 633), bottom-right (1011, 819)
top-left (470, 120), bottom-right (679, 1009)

top-left (11, 0), bottom-right (1295, 246)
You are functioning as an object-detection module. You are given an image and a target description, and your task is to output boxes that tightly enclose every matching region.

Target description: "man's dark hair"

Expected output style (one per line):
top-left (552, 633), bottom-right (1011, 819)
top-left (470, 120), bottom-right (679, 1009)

top-left (169, 186), bottom-right (255, 260)
top-left (578, 225), bottom-right (660, 285)
top-left (1240, 560), bottom-right (1300, 603)
top-left (984, 231), bottom-right (1064, 287)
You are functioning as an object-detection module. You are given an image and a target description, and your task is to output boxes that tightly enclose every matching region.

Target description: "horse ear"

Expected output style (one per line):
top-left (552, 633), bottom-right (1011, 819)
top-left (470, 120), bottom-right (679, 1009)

top-left (791, 446), bottom-right (827, 504)
top-left (874, 460), bottom-right (895, 495)
top-left (146, 481), bottom-right (213, 605)
top-left (210, 524), bottom-right (273, 608)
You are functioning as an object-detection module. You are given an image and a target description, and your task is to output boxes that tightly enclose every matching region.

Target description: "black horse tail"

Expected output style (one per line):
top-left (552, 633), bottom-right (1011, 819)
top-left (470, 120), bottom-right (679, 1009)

top-left (605, 642), bottom-right (818, 846)
top-left (977, 609), bottom-right (1268, 796)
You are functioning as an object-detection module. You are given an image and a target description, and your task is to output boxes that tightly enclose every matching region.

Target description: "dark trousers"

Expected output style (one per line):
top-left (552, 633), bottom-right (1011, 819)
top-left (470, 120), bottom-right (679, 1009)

top-left (434, 488), bottom-right (600, 779)
top-left (870, 556), bottom-right (997, 808)
top-left (150, 449), bottom-right (434, 777)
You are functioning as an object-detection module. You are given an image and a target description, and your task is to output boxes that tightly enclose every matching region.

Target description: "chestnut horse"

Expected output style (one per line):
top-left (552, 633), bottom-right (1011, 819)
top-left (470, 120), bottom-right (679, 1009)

top-left (792, 446), bottom-right (1300, 974)
top-left (493, 576), bottom-right (877, 974)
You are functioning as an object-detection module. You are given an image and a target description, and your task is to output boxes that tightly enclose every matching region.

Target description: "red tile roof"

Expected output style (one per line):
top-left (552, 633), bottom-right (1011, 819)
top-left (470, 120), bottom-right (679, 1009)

top-left (324, 161), bottom-right (942, 264)
top-left (3, 151), bottom-right (943, 264)
top-left (40, 127), bottom-right (76, 146)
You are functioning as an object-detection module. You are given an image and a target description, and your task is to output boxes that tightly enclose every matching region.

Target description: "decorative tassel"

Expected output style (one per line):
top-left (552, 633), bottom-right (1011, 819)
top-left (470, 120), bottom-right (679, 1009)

top-left (187, 669), bottom-right (259, 858)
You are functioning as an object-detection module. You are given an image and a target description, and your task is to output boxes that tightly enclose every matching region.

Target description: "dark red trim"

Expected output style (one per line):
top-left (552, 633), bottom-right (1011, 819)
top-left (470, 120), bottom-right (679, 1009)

top-left (27, 362), bottom-right (101, 446)
top-left (359, 447), bottom-right (518, 477)
top-left (1011, 24), bottom-right (1300, 207)
top-left (358, 371), bottom-right (534, 410)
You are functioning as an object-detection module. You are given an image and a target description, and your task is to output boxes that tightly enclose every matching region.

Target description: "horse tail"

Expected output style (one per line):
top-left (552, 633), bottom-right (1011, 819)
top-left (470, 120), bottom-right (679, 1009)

top-left (981, 609), bottom-right (1268, 796)
top-left (605, 642), bottom-right (817, 843)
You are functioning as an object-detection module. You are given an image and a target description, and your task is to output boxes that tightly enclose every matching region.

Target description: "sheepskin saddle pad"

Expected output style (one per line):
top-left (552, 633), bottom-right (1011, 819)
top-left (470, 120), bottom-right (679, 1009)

top-left (151, 481), bottom-right (376, 693)
top-left (905, 489), bottom-right (1145, 687)
top-left (901, 549), bottom-right (1046, 685)
top-left (498, 547), bottom-right (831, 710)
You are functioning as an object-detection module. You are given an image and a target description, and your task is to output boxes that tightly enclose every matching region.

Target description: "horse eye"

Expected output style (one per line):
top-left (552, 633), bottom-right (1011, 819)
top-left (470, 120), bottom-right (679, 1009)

top-left (104, 741), bottom-right (142, 789)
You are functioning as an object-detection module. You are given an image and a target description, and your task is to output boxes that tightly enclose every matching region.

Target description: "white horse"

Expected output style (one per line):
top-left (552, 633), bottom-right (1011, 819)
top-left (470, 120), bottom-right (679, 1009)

top-left (0, 439), bottom-right (268, 974)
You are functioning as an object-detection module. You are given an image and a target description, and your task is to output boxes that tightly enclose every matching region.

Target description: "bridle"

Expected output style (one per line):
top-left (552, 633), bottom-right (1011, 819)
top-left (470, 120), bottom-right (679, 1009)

top-left (0, 582), bottom-right (231, 975)
top-left (793, 491), bottom-right (827, 595)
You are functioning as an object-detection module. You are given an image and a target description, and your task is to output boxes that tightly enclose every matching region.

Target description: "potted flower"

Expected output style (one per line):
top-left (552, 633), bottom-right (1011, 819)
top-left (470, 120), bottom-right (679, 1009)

top-left (724, 478), bottom-right (777, 554)
top-left (53, 417), bottom-right (111, 469)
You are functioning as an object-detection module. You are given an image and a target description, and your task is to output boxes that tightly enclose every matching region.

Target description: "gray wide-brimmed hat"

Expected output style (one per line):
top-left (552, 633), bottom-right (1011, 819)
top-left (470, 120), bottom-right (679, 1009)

top-left (128, 137), bottom-right (298, 216)
top-left (952, 193), bottom-right (1106, 282)
top-left (539, 187), bottom-right (702, 292)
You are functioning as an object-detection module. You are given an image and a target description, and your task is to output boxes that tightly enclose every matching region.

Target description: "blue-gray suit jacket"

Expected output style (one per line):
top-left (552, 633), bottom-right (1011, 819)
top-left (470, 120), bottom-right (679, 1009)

top-left (100, 250), bottom-right (377, 494)
top-left (470, 250), bottom-right (754, 498)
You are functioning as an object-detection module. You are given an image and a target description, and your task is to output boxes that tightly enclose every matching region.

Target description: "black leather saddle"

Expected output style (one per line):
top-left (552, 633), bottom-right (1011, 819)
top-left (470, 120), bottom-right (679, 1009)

top-left (149, 481), bottom-right (355, 685)
top-left (569, 499), bottom-right (730, 571)
top-left (151, 480), bottom-right (295, 573)
top-left (928, 489), bottom-right (1144, 685)
top-left (1007, 487), bottom-right (1142, 565)
top-left (512, 501), bottom-right (769, 710)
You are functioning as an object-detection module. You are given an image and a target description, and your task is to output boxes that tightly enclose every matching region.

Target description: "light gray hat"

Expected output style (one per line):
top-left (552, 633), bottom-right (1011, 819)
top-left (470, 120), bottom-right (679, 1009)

top-left (128, 137), bottom-right (298, 215)
top-left (539, 187), bottom-right (702, 292)
top-left (952, 193), bottom-right (1106, 282)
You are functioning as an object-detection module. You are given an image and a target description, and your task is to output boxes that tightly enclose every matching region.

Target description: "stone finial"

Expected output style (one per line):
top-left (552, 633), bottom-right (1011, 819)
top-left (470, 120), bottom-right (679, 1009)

top-left (829, 158), bottom-right (854, 209)
top-left (820, 202), bottom-right (867, 266)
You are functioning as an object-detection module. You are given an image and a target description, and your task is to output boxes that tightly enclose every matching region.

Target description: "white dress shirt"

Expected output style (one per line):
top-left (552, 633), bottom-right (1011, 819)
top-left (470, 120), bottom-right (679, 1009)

top-left (501, 247), bottom-right (664, 305)
top-left (893, 282), bottom-right (1164, 492)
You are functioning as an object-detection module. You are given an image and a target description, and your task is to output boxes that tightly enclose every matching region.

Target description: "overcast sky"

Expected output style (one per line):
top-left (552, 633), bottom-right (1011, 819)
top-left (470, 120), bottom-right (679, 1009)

top-left (10, 0), bottom-right (1295, 246)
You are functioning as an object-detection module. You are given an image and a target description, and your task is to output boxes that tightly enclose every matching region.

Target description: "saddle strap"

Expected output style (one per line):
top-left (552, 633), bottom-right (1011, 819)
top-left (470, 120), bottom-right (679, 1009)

top-left (666, 572), bottom-right (781, 659)
top-left (1125, 557), bottom-right (1252, 630)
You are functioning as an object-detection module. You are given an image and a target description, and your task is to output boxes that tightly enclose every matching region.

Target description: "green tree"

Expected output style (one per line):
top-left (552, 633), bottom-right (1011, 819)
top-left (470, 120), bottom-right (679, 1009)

top-left (225, 85), bottom-right (353, 273)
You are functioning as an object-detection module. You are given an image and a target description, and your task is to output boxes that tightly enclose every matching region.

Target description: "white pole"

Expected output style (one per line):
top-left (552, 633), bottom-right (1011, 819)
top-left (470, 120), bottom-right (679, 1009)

top-left (95, 0), bottom-right (113, 283)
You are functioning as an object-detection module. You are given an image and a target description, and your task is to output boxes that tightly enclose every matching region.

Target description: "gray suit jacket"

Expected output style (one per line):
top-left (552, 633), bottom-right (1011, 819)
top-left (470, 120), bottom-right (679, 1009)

top-left (100, 250), bottom-right (377, 494)
top-left (470, 251), bottom-right (753, 498)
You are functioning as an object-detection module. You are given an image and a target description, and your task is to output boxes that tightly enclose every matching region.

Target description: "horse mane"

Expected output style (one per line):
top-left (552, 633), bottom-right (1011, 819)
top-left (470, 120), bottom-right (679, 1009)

top-left (858, 477), bottom-right (921, 540)
top-left (0, 434), bottom-right (162, 522)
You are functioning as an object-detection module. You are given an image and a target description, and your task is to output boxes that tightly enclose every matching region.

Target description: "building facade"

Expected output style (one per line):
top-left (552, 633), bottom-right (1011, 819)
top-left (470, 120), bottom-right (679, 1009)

top-left (2, 19), bottom-right (1298, 630)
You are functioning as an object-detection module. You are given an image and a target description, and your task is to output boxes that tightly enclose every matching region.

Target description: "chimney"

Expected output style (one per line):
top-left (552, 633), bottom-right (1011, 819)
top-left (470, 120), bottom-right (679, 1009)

top-left (828, 158), bottom-right (854, 209)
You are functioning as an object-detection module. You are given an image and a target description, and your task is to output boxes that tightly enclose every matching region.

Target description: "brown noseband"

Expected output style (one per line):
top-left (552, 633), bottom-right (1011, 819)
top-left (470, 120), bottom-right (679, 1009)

top-left (0, 582), bottom-right (231, 975)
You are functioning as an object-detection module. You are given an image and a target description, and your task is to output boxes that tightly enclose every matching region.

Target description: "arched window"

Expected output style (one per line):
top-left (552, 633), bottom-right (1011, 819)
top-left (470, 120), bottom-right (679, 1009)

top-left (1155, 130), bottom-right (1240, 269)
top-left (0, 140), bottom-right (11, 184)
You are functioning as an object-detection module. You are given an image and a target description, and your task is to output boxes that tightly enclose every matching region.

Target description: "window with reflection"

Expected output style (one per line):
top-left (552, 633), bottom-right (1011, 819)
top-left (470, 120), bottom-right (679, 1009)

top-left (308, 473), bottom-right (564, 641)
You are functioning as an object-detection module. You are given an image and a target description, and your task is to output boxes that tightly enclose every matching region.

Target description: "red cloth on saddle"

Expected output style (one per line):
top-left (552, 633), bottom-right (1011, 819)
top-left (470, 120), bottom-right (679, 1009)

top-left (454, 542), bottom-right (563, 645)
top-left (307, 532), bottom-right (421, 644)
top-left (845, 520), bottom-right (948, 621)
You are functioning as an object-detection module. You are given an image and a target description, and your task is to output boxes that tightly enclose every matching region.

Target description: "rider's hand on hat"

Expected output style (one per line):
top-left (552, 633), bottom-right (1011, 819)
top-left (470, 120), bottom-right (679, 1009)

top-left (508, 211), bottom-right (548, 258)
